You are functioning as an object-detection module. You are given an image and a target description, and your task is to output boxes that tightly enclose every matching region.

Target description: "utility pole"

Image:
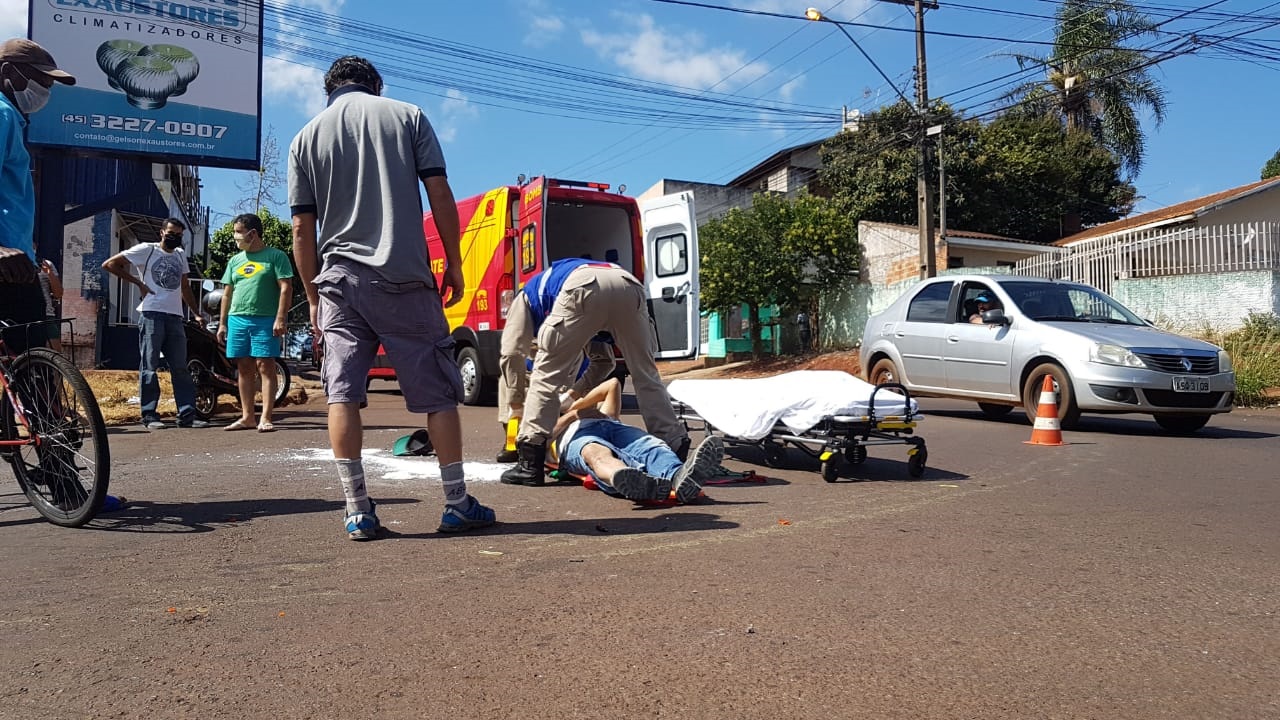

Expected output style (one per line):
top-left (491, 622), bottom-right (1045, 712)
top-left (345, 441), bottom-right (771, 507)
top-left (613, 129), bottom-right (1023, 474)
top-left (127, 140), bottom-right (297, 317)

top-left (880, 0), bottom-right (938, 278)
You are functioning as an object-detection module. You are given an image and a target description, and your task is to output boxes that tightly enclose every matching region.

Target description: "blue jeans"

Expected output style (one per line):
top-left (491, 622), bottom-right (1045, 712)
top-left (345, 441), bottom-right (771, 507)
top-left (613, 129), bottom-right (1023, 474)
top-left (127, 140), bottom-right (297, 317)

top-left (560, 418), bottom-right (682, 496)
top-left (139, 311), bottom-right (196, 423)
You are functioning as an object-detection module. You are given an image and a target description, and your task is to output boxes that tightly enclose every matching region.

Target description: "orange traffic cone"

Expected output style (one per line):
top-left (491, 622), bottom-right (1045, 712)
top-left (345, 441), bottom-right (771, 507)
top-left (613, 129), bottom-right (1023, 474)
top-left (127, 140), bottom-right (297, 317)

top-left (1025, 375), bottom-right (1068, 446)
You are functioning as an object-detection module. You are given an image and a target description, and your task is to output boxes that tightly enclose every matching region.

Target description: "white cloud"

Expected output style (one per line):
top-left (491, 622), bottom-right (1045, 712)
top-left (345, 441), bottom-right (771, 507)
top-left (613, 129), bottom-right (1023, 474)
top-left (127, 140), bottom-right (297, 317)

top-left (263, 56), bottom-right (327, 117)
top-left (434, 88), bottom-right (479, 143)
top-left (777, 76), bottom-right (805, 102)
top-left (0, 0), bottom-right (27, 40)
top-left (581, 13), bottom-right (768, 90)
top-left (520, 0), bottom-right (565, 47)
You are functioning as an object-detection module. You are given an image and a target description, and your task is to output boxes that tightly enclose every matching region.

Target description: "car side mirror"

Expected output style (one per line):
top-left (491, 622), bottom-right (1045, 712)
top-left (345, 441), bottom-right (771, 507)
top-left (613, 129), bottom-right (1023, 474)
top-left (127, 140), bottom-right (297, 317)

top-left (982, 308), bottom-right (1011, 325)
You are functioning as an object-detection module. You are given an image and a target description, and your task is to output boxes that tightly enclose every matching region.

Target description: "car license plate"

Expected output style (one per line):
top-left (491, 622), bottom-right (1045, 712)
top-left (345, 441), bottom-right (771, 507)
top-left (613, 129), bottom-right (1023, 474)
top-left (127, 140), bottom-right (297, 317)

top-left (1172, 375), bottom-right (1210, 393)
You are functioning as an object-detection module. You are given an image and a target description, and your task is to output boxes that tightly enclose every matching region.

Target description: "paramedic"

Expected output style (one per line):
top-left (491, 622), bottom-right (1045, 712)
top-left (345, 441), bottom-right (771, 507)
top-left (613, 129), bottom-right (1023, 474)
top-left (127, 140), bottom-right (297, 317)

top-left (289, 54), bottom-right (494, 540)
top-left (495, 316), bottom-right (615, 462)
top-left (550, 378), bottom-right (722, 504)
top-left (499, 258), bottom-right (691, 487)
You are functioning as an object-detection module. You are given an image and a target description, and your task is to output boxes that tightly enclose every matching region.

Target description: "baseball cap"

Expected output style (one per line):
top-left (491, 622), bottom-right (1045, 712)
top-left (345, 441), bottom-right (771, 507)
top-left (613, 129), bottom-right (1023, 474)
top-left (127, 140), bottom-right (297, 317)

top-left (975, 292), bottom-right (993, 303)
top-left (392, 429), bottom-right (434, 457)
top-left (0, 39), bottom-right (77, 85)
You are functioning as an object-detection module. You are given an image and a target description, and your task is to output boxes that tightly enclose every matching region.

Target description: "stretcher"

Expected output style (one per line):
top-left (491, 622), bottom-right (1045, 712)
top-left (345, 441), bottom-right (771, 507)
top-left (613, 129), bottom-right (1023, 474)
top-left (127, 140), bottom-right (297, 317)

top-left (667, 371), bottom-right (927, 482)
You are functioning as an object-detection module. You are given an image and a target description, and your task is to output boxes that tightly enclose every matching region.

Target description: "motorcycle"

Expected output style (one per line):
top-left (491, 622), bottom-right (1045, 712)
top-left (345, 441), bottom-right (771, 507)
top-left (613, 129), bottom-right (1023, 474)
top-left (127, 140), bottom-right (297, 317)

top-left (184, 293), bottom-right (291, 420)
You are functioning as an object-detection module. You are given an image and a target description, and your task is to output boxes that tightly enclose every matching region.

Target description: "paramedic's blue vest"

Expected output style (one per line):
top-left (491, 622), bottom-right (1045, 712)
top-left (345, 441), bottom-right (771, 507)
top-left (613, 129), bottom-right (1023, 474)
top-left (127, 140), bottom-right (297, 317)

top-left (522, 258), bottom-right (620, 332)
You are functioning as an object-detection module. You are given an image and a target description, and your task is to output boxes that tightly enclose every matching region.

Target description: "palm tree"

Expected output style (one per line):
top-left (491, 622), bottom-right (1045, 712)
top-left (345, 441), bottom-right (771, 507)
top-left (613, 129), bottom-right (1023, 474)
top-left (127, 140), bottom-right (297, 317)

top-left (1001, 0), bottom-right (1168, 176)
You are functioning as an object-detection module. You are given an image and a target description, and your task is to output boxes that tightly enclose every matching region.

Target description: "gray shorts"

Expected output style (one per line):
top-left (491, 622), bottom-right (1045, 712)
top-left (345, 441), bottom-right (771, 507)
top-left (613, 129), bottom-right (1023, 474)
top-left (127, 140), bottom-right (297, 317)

top-left (315, 260), bottom-right (463, 413)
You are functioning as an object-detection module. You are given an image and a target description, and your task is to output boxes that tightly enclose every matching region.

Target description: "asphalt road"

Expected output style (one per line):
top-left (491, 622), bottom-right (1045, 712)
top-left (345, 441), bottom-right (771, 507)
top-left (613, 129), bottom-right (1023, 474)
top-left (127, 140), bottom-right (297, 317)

top-left (1, 384), bottom-right (1277, 719)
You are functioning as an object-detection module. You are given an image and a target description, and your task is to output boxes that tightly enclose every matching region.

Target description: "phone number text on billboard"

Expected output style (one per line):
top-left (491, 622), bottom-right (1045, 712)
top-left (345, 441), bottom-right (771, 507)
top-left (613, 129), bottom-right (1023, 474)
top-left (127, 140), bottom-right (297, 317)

top-left (64, 113), bottom-right (228, 139)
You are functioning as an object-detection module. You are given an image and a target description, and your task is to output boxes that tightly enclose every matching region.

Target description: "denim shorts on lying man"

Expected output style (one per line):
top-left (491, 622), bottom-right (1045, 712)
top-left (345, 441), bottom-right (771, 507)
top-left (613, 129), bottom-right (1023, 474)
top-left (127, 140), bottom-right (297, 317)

top-left (559, 418), bottom-right (683, 495)
top-left (315, 259), bottom-right (464, 413)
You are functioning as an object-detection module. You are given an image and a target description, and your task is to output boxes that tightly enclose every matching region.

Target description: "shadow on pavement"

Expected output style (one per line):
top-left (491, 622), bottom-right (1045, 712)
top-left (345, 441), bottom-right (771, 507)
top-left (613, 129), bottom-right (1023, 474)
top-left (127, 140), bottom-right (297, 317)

top-left (384, 512), bottom-right (738, 539)
top-left (87, 497), bottom-right (419, 533)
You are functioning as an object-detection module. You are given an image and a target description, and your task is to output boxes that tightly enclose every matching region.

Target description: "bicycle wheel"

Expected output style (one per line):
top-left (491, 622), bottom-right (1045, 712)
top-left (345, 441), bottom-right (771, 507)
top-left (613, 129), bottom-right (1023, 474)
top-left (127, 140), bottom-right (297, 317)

top-left (2, 348), bottom-right (110, 527)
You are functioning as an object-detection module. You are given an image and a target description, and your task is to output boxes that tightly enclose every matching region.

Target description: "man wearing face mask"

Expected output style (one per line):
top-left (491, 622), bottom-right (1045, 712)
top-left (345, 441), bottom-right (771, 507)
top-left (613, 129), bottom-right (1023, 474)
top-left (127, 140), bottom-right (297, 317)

top-left (0, 39), bottom-right (74, 354)
top-left (102, 217), bottom-right (207, 429)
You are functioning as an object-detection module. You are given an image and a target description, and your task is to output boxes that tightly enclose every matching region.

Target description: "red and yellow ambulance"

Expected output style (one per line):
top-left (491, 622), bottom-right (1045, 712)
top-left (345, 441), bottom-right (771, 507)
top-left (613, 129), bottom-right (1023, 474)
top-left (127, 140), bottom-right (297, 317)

top-left (368, 176), bottom-right (700, 404)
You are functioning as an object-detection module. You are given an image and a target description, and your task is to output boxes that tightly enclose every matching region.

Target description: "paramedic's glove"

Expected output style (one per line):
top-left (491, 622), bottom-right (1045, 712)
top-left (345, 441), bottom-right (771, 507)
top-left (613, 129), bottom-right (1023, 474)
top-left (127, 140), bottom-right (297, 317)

top-left (441, 264), bottom-right (465, 308)
top-left (0, 246), bottom-right (38, 285)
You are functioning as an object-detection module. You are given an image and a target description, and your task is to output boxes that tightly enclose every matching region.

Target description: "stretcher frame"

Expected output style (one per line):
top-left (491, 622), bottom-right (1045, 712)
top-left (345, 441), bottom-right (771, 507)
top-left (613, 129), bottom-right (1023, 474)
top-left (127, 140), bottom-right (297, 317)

top-left (672, 382), bottom-right (928, 482)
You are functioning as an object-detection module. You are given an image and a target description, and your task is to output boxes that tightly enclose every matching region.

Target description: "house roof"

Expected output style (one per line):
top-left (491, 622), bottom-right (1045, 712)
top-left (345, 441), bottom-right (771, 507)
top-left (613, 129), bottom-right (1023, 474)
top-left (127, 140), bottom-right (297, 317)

top-left (727, 139), bottom-right (825, 188)
top-left (1053, 176), bottom-right (1280, 246)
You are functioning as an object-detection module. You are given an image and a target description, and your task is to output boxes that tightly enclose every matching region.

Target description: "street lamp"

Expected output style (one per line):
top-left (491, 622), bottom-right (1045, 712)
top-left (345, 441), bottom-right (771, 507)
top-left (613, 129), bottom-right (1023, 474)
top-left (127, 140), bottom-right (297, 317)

top-left (805, 6), bottom-right (938, 279)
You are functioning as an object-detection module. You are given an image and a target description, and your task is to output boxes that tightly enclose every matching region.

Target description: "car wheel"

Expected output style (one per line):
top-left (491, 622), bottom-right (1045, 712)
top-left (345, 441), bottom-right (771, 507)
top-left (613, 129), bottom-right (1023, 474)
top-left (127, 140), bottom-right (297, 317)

top-left (870, 357), bottom-right (899, 386)
top-left (1022, 363), bottom-right (1081, 429)
top-left (1153, 413), bottom-right (1210, 434)
top-left (977, 402), bottom-right (1013, 418)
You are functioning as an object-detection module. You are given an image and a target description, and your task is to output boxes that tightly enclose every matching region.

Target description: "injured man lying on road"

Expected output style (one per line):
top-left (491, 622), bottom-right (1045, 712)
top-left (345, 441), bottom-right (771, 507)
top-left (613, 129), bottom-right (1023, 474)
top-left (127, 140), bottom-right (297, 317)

top-left (549, 377), bottom-right (722, 504)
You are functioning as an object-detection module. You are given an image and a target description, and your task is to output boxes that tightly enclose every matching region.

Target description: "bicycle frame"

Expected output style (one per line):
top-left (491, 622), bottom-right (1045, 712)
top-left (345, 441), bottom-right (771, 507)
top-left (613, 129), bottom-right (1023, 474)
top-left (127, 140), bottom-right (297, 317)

top-left (0, 320), bottom-right (53, 453)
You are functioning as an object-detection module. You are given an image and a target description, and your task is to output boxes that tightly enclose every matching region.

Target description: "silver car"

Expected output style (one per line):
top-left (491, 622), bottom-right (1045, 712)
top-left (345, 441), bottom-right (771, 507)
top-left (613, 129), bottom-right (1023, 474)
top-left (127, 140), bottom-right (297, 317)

top-left (859, 275), bottom-right (1235, 433)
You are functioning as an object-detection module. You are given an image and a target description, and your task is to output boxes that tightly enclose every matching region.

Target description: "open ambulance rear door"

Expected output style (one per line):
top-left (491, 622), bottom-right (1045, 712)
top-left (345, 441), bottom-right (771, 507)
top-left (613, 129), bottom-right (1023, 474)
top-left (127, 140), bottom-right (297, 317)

top-left (640, 191), bottom-right (699, 360)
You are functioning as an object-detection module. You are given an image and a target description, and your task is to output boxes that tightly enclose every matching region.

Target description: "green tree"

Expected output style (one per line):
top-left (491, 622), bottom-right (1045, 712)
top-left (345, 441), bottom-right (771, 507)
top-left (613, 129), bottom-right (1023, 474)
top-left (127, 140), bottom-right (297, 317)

top-left (700, 192), bottom-right (857, 358)
top-left (1262, 148), bottom-right (1280, 180)
top-left (1001, 0), bottom-right (1167, 176)
top-left (818, 103), bottom-right (1135, 243)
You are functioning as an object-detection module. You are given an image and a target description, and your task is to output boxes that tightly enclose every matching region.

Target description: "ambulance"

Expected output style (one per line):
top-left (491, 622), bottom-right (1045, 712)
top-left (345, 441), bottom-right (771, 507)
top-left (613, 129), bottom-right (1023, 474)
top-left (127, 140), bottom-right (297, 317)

top-left (367, 176), bottom-right (700, 405)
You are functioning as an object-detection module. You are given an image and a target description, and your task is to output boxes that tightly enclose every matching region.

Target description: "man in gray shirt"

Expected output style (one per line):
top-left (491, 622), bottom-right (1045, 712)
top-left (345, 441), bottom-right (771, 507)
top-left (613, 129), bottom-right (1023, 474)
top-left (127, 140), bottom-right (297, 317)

top-left (289, 55), bottom-right (495, 540)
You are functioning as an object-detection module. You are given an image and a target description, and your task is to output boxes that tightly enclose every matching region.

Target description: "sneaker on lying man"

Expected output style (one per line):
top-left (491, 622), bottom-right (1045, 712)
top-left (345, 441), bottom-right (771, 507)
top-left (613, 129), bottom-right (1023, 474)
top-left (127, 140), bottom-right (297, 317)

top-left (669, 436), bottom-right (724, 504)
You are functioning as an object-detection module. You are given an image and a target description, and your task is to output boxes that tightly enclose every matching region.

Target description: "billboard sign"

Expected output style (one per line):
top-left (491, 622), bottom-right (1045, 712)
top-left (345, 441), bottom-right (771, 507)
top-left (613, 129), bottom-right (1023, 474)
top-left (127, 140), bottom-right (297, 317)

top-left (26, 0), bottom-right (264, 170)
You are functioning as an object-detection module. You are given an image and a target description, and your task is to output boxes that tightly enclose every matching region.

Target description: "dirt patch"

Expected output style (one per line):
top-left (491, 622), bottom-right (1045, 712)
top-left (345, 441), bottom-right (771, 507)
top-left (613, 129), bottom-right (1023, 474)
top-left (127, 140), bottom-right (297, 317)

top-left (83, 369), bottom-right (313, 426)
top-left (714, 349), bottom-right (863, 379)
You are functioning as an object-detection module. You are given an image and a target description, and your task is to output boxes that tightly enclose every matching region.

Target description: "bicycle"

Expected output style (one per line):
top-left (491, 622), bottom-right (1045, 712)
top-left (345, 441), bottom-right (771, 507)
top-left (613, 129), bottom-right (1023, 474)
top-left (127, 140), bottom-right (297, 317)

top-left (0, 319), bottom-right (111, 527)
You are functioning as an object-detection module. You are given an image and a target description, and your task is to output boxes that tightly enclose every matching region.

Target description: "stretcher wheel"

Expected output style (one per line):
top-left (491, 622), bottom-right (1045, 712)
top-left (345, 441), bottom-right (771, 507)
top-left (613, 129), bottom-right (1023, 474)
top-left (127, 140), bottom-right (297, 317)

top-left (821, 455), bottom-right (844, 483)
top-left (844, 444), bottom-right (867, 465)
top-left (907, 447), bottom-right (927, 478)
top-left (763, 443), bottom-right (787, 468)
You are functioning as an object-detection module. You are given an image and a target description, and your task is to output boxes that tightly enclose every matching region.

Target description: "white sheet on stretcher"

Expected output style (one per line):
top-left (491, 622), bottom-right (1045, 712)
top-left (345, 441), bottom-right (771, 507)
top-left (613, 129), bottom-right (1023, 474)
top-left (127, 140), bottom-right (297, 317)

top-left (667, 370), bottom-right (919, 442)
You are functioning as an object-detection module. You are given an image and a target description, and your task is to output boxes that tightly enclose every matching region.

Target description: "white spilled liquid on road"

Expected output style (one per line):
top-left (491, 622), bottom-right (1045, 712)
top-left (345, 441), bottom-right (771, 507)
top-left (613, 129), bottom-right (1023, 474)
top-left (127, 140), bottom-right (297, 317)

top-left (289, 448), bottom-right (510, 484)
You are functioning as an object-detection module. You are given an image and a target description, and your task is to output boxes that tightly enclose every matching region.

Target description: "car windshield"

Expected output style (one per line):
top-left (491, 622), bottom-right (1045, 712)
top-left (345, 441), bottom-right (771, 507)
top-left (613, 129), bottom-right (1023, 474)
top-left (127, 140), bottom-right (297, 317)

top-left (999, 281), bottom-right (1146, 325)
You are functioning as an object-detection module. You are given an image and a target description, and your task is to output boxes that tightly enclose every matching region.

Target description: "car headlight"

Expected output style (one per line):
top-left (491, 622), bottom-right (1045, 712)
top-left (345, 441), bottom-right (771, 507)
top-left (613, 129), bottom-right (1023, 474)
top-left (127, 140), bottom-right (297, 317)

top-left (1090, 343), bottom-right (1147, 368)
top-left (1218, 350), bottom-right (1233, 373)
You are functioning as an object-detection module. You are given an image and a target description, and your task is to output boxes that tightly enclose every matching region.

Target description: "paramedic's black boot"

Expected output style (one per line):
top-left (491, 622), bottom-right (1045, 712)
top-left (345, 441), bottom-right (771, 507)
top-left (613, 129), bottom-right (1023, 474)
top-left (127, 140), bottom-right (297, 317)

top-left (500, 441), bottom-right (547, 487)
top-left (495, 446), bottom-right (518, 463)
top-left (674, 436), bottom-right (691, 463)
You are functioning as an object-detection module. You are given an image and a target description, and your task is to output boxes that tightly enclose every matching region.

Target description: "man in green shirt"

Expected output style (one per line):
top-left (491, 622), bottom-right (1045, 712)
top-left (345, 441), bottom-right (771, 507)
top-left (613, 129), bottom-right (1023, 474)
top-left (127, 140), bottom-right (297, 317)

top-left (218, 213), bottom-right (294, 432)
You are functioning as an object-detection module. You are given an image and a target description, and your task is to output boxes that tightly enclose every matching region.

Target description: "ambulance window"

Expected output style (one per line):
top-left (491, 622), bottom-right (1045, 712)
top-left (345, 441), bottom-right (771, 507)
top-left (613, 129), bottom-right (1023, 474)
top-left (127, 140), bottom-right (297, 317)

top-left (520, 224), bottom-right (537, 273)
top-left (654, 233), bottom-right (687, 277)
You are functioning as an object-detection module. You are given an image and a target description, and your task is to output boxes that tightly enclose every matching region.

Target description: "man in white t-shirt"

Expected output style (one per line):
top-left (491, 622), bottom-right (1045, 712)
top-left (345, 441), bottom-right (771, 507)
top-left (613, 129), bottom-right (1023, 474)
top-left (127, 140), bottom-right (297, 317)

top-left (102, 217), bottom-right (207, 429)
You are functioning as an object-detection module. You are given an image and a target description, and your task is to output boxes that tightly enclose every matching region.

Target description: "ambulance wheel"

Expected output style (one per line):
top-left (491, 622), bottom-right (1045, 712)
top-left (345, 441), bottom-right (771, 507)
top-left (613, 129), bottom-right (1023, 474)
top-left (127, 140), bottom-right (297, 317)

top-left (762, 443), bottom-right (787, 468)
top-left (821, 455), bottom-right (844, 483)
top-left (907, 447), bottom-right (927, 478)
top-left (456, 347), bottom-right (495, 406)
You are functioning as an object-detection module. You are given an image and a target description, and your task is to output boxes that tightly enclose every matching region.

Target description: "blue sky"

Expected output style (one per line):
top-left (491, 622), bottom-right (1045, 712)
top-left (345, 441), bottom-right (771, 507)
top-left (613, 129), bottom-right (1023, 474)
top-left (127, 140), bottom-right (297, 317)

top-left (7, 0), bottom-right (1278, 229)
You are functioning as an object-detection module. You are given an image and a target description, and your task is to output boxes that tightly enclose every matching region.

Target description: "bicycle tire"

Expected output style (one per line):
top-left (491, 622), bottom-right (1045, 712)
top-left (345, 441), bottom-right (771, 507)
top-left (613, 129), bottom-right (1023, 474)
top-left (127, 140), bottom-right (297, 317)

top-left (2, 348), bottom-right (110, 527)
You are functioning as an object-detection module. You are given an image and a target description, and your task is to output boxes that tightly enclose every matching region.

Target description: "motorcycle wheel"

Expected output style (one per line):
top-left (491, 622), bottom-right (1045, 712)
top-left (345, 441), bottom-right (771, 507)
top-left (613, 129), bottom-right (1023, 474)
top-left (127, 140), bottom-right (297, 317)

top-left (272, 359), bottom-right (291, 405)
top-left (188, 358), bottom-right (218, 420)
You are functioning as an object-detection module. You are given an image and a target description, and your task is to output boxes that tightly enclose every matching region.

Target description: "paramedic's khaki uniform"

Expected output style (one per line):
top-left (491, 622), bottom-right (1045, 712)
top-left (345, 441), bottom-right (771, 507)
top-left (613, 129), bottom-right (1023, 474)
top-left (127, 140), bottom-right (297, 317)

top-left (497, 309), bottom-right (614, 424)
top-left (507, 265), bottom-right (682, 447)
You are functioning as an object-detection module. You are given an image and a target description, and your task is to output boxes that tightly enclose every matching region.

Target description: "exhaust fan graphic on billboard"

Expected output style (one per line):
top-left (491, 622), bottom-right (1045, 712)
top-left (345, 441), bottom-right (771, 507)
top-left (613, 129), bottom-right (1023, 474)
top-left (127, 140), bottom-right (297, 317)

top-left (27, 0), bottom-right (264, 170)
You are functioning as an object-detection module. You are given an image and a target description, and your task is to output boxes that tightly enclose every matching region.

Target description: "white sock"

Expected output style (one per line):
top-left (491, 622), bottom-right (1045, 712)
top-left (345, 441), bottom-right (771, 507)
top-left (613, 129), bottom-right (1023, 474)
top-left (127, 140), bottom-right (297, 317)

top-left (336, 458), bottom-right (371, 514)
top-left (441, 461), bottom-right (468, 508)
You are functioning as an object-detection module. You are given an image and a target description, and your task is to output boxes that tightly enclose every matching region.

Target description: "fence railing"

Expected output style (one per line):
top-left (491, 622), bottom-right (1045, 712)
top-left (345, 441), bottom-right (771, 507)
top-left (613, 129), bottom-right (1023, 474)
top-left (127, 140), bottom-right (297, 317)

top-left (1012, 222), bottom-right (1280, 293)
